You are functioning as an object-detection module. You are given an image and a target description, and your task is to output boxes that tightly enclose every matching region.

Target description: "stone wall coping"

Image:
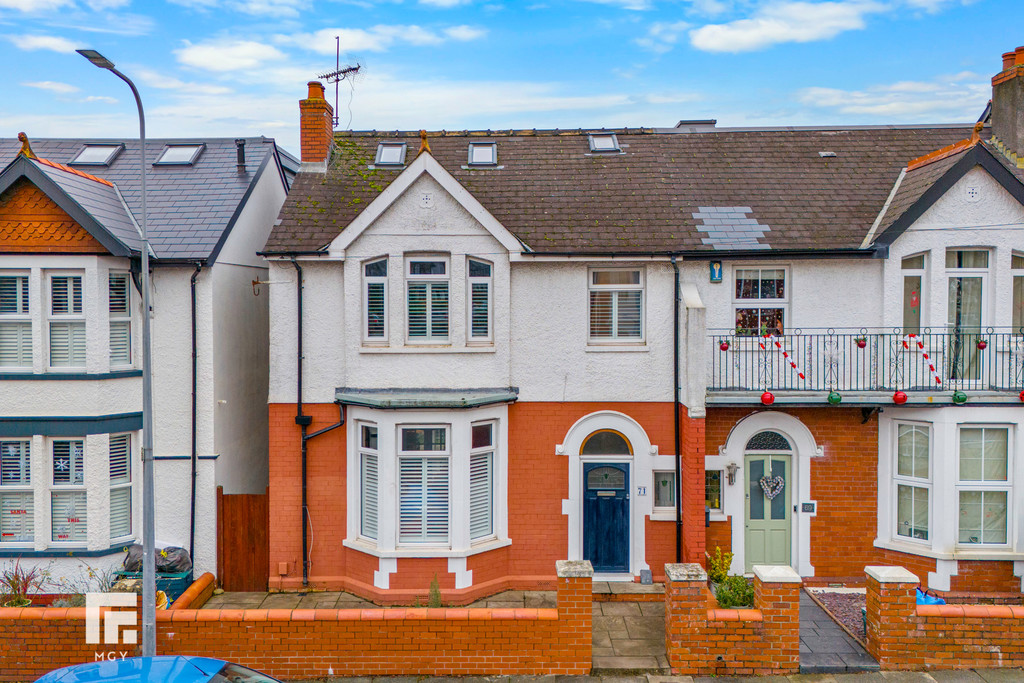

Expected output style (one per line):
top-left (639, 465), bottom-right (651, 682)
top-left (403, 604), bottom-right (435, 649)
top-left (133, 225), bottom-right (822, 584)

top-left (752, 565), bottom-right (802, 584)
top-left (865, 565), bottom-right (919, 584)
top-left (665, 563), bottom-right (708, 582)
top-left (0, 607), bottom-right (560, 622)
top-left (555, 560), bottom-right (594, 578)
top-left (917, 604), bottom-right (1024, 619)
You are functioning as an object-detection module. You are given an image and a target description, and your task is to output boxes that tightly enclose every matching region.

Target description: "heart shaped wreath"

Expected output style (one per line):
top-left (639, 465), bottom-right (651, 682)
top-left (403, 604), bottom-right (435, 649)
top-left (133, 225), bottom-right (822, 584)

top-left (759, 475), bottom-right (785, 500)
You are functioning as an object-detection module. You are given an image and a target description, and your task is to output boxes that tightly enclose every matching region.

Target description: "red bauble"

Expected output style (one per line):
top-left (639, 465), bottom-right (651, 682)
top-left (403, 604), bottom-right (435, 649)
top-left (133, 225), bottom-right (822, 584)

top-left (720, 341), bottom-right (730, 352)
top-left (761, 391), bottom-right (775, 406)
top-left (856, 339), bottom-right (867, 349)
top-left (1019, 390), bottom-right (1024, 403)
top-left (893, 390), bottom-right (908, 405)
top-left (977, 339), bottom-right (987, 350)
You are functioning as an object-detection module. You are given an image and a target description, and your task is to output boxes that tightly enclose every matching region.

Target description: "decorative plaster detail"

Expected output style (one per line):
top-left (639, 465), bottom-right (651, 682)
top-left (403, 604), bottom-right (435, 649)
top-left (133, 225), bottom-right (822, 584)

top-left (448, 556), bottom-right (472, 589)
top-left (928, 559), bottom-right (957, 592)
top-left (374, 557), bottom-right (397, 589)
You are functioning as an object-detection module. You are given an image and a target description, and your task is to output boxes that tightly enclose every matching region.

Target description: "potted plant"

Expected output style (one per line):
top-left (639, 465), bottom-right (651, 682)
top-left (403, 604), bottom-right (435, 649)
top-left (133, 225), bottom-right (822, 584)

top-left (1, 558), bottom-right (44, 607)
top-left (706, 547), bottom-right (754, 608)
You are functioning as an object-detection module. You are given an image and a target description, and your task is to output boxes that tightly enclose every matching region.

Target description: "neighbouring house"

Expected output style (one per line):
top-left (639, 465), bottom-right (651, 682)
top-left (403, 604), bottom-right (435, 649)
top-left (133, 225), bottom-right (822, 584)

top-left (0, 134), bottom-right (296, 589)
top-left (263, 47), bottom-right (1024, 604)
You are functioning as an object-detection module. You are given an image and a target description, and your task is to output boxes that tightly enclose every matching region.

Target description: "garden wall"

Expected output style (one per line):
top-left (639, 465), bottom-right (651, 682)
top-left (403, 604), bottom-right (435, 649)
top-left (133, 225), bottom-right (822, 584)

top-left (664, 563), bottom-right (800, 676)
top-left (865, 565), bottom-right (1024, 670)
top-left (0, 561), bottom-right (592, 681)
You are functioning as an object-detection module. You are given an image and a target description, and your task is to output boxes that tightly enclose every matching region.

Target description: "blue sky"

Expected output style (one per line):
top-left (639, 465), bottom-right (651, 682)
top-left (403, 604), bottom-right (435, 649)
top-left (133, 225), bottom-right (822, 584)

top-left (0, 0), bottom-right (1016, 155)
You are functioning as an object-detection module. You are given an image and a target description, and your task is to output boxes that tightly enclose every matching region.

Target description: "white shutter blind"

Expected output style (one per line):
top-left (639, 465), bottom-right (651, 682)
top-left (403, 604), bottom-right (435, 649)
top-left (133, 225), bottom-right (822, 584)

top-left (109, 321), bottom-right (130, 365)
top-left (52, 440), bottom-right (84, 485)
top-left (469, 451), bottom-right (493, 540)
top-left (110, 488), bottom-right (131, 538)
top-left (590, 291), bottom-right (613, 337)
top-left (109, 434), bottom-right (130, 484)
top-left (0, 276), bottom-right (28, 313)
top-left (109, 274), bottom-right (131, 366)
top-left (0, 323), bottom-right (31, 367)
top-left (470, 282), bottom-right (489, 338)
top-left (51, 276), bottom-right (82, 314)
top-left (360, 452), bottom-right (378, 539)
top-left (109, 434), bottom-right (131, 538)
top-left (0, 492), bottom-right (33, 543)
top-left (424, 457), bottom-right (449, 542)
top-left (108, 275), bottom-right (128, 314)
top-left (430, 283), bottom-right (449, 337)
top-left (1, 441), bottom-right (30, 485)
top-left (366, 282), bottom-right (385, 338)
top-left (50, 322), bottom-right (86, 367)
top-left (408, 283), bottom-right (427, 337)
top-left (51, 491), bottom-right (87, 542)
top-left (399, 457), bottom-right (449, 543)
top-left (616, 291), bottom-right (642, 338)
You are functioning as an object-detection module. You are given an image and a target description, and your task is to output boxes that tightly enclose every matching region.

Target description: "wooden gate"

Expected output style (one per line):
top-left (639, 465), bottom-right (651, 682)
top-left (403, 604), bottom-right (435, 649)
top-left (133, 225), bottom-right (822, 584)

top-left (216, 486), bottom-right (269, 591)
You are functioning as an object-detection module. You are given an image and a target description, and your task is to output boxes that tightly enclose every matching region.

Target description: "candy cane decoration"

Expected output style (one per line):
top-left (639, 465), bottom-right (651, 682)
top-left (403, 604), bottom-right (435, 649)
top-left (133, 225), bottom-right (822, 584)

top-left (760, 334), bottom-right (806, 380)
top-left (901, 333), bottom-right (943, 386)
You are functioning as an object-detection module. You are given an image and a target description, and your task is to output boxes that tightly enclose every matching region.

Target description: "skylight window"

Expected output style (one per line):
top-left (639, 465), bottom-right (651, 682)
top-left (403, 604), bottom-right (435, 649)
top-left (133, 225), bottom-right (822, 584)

top-left (375, 143), bottom-right (407, 166)
top-left (468, 142), bottom-right (497, 166)
top-left (70, 144), bottom-right (123, 166)
top-left (154, 144), bottom-right (204, 165)
top-left (588, 133), bottom-right (620, 153)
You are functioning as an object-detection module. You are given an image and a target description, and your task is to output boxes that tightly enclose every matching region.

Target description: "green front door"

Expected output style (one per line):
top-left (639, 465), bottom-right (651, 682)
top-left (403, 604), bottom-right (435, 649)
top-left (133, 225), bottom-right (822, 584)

top-left (745, 454), bottom-right (791, 572)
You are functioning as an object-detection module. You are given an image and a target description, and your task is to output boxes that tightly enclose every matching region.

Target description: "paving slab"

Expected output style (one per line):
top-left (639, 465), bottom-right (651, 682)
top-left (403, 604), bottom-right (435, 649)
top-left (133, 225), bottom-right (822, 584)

top-left (832, 674), bottom-right (887, 683)
top-left (601, 602), bottom-right (643, 616)
top-left (638, 602), bottom-right (665, 616)
top-left (879, 673), bottom-right (940, 681)
top-left (525, 591), bottom-right (557, 608)
top-left (609, 638), bottom-right (665, 657)
top-left (260, 593), bottom-right (303, 609)
top-left (592, 656), bottom-right (664, 671)
top-left (928, 673), bottom-right (986, 682)
top-left (974, 670), bottom-right (1024, 683)
top-left (800, 590), bottom-right (877, 674)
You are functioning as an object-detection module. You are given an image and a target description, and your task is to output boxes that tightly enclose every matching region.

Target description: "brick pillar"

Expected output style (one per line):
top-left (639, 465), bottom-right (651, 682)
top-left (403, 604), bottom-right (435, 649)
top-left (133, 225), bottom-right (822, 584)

top-left (681, 409), bottom-right (706, 564)
top-left (664, 562), bottom-right (708, 675)
top-left (865, 565), bottom-right (920, 670)
top-left (752, 565), bottom-right (801, 674)
top-left (299, 81), bottom-right (334, 163)
top-left (555, 560), bottom-right (593, 675)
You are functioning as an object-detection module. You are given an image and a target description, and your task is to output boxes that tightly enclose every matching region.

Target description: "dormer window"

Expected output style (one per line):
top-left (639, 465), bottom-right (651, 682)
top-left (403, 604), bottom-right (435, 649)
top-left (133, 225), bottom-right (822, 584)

top-left (155, 144), bottom-right (204, 166)
top-left (375, 143), bottom-right (407, 166)
top-left (588, 133), bottom-right (620, 153)
top-left (468, 142), bottom-right (497, 166)
top-left (70, 144), bottom-right (123, 166)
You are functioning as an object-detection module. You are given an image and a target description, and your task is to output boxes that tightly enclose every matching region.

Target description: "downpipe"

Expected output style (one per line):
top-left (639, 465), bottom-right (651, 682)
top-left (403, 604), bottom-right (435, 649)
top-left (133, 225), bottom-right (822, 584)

top-left (671, 256), bottom-right (683, 564)
top-left (189, 262), bottom-right (202, 563)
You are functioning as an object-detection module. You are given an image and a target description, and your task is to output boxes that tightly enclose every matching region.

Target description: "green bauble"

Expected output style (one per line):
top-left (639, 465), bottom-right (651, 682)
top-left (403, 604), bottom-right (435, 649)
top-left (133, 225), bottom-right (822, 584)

top-left (827, 391), bottom-right (842, 405)
top-left (952, 390), bottom-right (968, 405)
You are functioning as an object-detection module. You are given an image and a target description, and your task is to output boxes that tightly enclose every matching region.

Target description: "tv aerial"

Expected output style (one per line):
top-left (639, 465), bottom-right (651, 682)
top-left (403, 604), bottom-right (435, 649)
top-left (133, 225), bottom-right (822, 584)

top-left (318, 36), bottom-right (361, 127)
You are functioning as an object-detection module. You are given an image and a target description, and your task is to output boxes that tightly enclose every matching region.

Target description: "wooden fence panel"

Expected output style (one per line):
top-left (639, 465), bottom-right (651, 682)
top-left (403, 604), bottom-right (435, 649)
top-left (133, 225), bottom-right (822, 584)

top-left (217, 486), bottom-right (269, 592)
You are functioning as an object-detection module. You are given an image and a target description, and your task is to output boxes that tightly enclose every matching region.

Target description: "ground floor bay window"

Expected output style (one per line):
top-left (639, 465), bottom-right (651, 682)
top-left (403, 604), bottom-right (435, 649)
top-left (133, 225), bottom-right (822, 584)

top-left (343, 402), bottom-right (509, 559)
top-left (877, 407), bottom-right (1021, 580)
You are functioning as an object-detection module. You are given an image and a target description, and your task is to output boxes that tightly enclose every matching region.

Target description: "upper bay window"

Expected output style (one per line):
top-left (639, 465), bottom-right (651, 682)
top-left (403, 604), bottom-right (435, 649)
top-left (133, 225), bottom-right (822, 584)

top-left (51, 439), bottom-right (86, 543)
top-left (48, 273), bottom-right (85, 369)
top-left (363, 258), bottom-right (388, 342)
top-left (0, 440), bottom-right (33, 544)
top-left (734, 267), bottom-right (786, 336)
top-left (589, 268), bottom-right (643, 343)
top-left (0, 273), bottom-right (31, 368)
top-left (901, 254), bottom-right (925, 335)
top-left (406, 257), bottom-right (449, 343)
top-left (109, 273), bottom-right (131, 366)
top-left (467, 258), bottom-right (492, 342)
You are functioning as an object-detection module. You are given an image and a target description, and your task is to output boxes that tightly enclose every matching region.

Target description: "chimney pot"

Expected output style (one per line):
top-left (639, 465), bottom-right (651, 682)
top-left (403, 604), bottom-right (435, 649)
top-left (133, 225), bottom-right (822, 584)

top-left (1015, 46), bottom-right (1024, 66)
top-left (307, 81), bottom-right (325, 100)
top-left (992, 46), bottom-right (1024, 161)
top-left (1003, 51), bottom-right (1016, 70)
top-left (235, 138), bottom-right (246, 173)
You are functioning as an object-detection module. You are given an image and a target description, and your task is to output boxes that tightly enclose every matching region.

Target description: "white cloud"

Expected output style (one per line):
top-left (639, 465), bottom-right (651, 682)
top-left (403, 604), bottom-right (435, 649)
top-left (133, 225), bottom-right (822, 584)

top-left (689, 1), bottom-right (884, 53)
top-left (134, 67), bottom-right (234, 95)
top-left (229, 0), bottom-right (307, 16)
top-left (277, 24), bottom-right (486, 54)
top-left (797, 74), bottom-right (989, 120)
top-left (174, 39), bottom-right (286, 72)
top-left (7, 34), bottom-right (77, 52)
top-left (84, 0), bottom-right (130, 8)
top-left (903, 0), bottom-right (978, 12)
top-left (23, 80), bottom-right (79, 94)
top-left (636, 20), bottom-right (690, 53)
top-left (0, 0), bottom-right (71, 10)
top-left (81, 95), bottom-right (118, 103)
top-left (419, 0), bottom-right (472, 6)
top-left (576, 0), bottom-right (653, 9)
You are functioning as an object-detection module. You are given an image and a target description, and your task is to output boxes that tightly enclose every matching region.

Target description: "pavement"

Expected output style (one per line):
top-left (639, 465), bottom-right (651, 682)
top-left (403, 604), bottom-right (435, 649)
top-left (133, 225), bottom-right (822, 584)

top-left (292, 671), bottom-right (1024, 683)
top-left (591, 600), bottom-right (668, 673)
top-left (800, 591), bottom-right (878, 674)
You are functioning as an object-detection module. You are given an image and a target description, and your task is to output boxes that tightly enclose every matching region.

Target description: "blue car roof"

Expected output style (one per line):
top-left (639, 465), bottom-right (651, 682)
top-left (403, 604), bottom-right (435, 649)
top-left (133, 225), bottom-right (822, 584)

top-left (35, 656), bottom-right (226, 683)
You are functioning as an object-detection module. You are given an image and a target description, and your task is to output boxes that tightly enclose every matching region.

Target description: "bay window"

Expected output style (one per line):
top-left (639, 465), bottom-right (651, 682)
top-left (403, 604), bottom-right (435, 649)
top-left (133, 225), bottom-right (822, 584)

top-left (0, 441), bottom-right (33, 544)
top-left (406, 258), bottom-right (449, 342)
top-left (49, 274), bottom-right (85, 368)
top-left (360, 424), bottom-right (379, 540)
top-left (108, 273), bottom-right (131, 366)
top-left (589, 268), bottom-right (644, 342)
top-left (958, 427), bottom-right (1009, 546)
top-left (398, 427), bottom-right (450, 544)
top-left (109, 434), bottom-right (132, 539)
top-left (51, 439), bottom-right (86, 543)
top-left (467, 259), bottom-right (492, 342)
top-left (469, 422), bottom-right (494, 540)
top-left (894, 423), bottom-right (930, 541)
top-left (0, 274), bottom-right (31, 368)
top-left (363, 258), bottom-right (388, 342)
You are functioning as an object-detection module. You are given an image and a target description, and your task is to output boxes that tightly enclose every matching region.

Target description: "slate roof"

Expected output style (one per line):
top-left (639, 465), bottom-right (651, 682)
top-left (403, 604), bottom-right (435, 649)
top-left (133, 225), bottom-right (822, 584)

top-left (266, 125), bottom-right (977, 255)
top-left (0, 137), bottom-right (294, 261)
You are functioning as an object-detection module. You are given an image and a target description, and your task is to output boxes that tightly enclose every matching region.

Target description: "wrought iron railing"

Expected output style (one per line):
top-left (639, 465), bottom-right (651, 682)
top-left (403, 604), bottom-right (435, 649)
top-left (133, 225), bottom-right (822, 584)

top-left (708, 328), bottom-right (1024, 393)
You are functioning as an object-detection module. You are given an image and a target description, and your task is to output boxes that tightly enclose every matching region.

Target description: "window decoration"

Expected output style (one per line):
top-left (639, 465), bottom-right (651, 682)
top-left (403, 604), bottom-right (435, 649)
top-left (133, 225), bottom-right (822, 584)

top-left (0, 441), bottom-right (32, 544)
top-left (589, 269), bottom-right (643, 342)
top-left (958, 427), bottom-right (1009, 545)
top-left (51, 440), bottom-right (86, 543)
top-left (363, 258), bottom-right (388, 341)
top-left (467, 259), bottom-right (492, 341)
top-left (0, 274), bottom-right (31, 368)
top-left (407, 258), bottom-right (449, 342)
top-left (734, 268), bottom-right (786, 336)
top-left (49, 274), bottom-right (85, 368)
top-left (109, 273), bottom-right (131, 366)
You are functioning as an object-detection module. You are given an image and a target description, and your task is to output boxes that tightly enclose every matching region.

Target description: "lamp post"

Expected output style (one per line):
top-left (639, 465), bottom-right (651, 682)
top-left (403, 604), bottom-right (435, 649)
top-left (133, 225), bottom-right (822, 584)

top-left (76, 49), bottom-right (156, 658)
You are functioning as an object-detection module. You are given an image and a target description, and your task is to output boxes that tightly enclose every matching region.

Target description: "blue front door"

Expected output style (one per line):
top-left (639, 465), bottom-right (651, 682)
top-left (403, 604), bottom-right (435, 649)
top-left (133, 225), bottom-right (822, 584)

top-left (583, 463), bottom-right (629, 573)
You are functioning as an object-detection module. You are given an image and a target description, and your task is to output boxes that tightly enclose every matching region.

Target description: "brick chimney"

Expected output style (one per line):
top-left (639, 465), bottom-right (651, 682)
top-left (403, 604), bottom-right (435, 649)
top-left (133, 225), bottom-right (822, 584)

top-left (299, 81), bottom-right (334, 164)
top-left (991, 46), bottom-right (1024, 164)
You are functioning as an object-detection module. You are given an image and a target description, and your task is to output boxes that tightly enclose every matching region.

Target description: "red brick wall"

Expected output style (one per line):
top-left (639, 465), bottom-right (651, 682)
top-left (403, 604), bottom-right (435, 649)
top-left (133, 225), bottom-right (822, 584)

top-left (299, 81), bottom-right (334, 163)
top-left (664, 566), bottom-right (800, 676)
top-left (0, 573), bottom-right (592, 681)
top-left (866, 572), bottom-right (1024, 670)
top-left (269, 401), bottom-right (705, 601)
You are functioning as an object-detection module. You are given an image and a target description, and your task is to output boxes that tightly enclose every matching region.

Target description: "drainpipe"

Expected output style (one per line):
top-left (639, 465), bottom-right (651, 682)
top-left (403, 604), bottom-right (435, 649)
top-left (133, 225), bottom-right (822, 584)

top-left (290, 259), bottom-right (313, 586)
top-left (189, 262), bottom-right (202, 563)
top-left (671, 256), bottom-right (683, 564)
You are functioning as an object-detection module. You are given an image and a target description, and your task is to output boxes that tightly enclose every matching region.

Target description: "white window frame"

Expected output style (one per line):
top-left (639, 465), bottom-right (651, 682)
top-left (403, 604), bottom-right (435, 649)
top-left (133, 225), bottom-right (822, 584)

top-left (359, 422), bottom-right (379, 541)
top-left (1011, 251), bottom-right (1023, 332)
top-left (704, 469), bottom-right (723, 515)
top-left (469, 420), bottom-right (495, 542)
top-left (0, 271), bottom-right (32, 370)
top-left (397, 424), bottom-right (451, 546)
top-left (362, 257), bottom-right (389, 344)
top-left (109, 433), bottom-right (132, 541)
top-left (375, 142), bottom-right (407, 167)
top-left (733, 265), bottom-right (789, 336)
top-left (893, 422), bottom-right (931, 545)
top-left (588, 267), bottom-right (645, 344)
top-left (406, 256), bottom-right (450, 344)
top-left (467, 142), bottom-right (497, 166)
top-left (108, 272), bottom-right (132, 367)
top-left (47, 272), bottom-right (86, 370)
top-left (956, 425), bottom-right (1012, 548)
top-left (901, 252), bottom-right (927, 334)
top-left (653, 470), bottom-right (676, 512)
top-left (945, 248), bottom-right (990, 328)
top-left (50, 438), bottom-right (86, 545)
top-left (466, 257), bottom-right (493, 344)
top-left (0, 440), bottom-right (33, 546)
top-left (588, 133), bottom-right (620, 153)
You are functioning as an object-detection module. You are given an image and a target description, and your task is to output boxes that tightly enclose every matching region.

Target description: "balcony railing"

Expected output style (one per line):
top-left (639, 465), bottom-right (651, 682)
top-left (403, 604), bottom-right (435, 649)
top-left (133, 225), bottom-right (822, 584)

top-left (708, 328), bottom-right (1024, 394)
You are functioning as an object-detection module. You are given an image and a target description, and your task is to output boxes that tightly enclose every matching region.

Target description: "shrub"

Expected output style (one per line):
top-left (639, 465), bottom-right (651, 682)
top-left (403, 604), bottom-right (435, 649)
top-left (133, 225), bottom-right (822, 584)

top-left (707, 546), bottom-right (732, 585)
top-left (428, 574), bottom-right (442, 608)
top-left (715, 575), bottom-right (754, 609)
top-left (0, 558), bottom-right (45, 607)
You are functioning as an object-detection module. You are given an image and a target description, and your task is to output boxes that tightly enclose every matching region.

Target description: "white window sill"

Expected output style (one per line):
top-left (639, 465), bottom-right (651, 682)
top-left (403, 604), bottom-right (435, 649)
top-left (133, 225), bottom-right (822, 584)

top-left (585, 344), bottom-right (648, 353)
top-left (873, 538), bottom-right (1024, 562)
top-left (342, 536), bottom-right (511, 558)
top-left (708, 511), bottom-right (728, 522)
top-left (650, 511), bottom-right (676, 522)
top-left (359, 345), bottom-right (496, 354)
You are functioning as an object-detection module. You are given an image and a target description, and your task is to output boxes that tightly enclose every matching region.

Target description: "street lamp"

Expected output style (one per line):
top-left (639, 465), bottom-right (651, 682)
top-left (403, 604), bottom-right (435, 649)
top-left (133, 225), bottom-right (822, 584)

top-left (76, 48), bottom-right (157, 658)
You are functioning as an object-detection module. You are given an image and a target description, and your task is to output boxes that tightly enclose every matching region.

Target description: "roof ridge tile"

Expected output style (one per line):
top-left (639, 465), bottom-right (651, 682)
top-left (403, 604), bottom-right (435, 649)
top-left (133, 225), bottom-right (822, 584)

top-left (34, 157), bottom-right (115, 187)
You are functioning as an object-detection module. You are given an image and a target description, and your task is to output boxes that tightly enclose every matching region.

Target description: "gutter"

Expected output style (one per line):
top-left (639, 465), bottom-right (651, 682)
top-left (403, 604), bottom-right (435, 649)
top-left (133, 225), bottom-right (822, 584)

top-left (189, 263), bottom-right (202, 563)
top-left (671, 256), bottom-right (682, 564)
top-left (516, 248), bottom-right (876, 260)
